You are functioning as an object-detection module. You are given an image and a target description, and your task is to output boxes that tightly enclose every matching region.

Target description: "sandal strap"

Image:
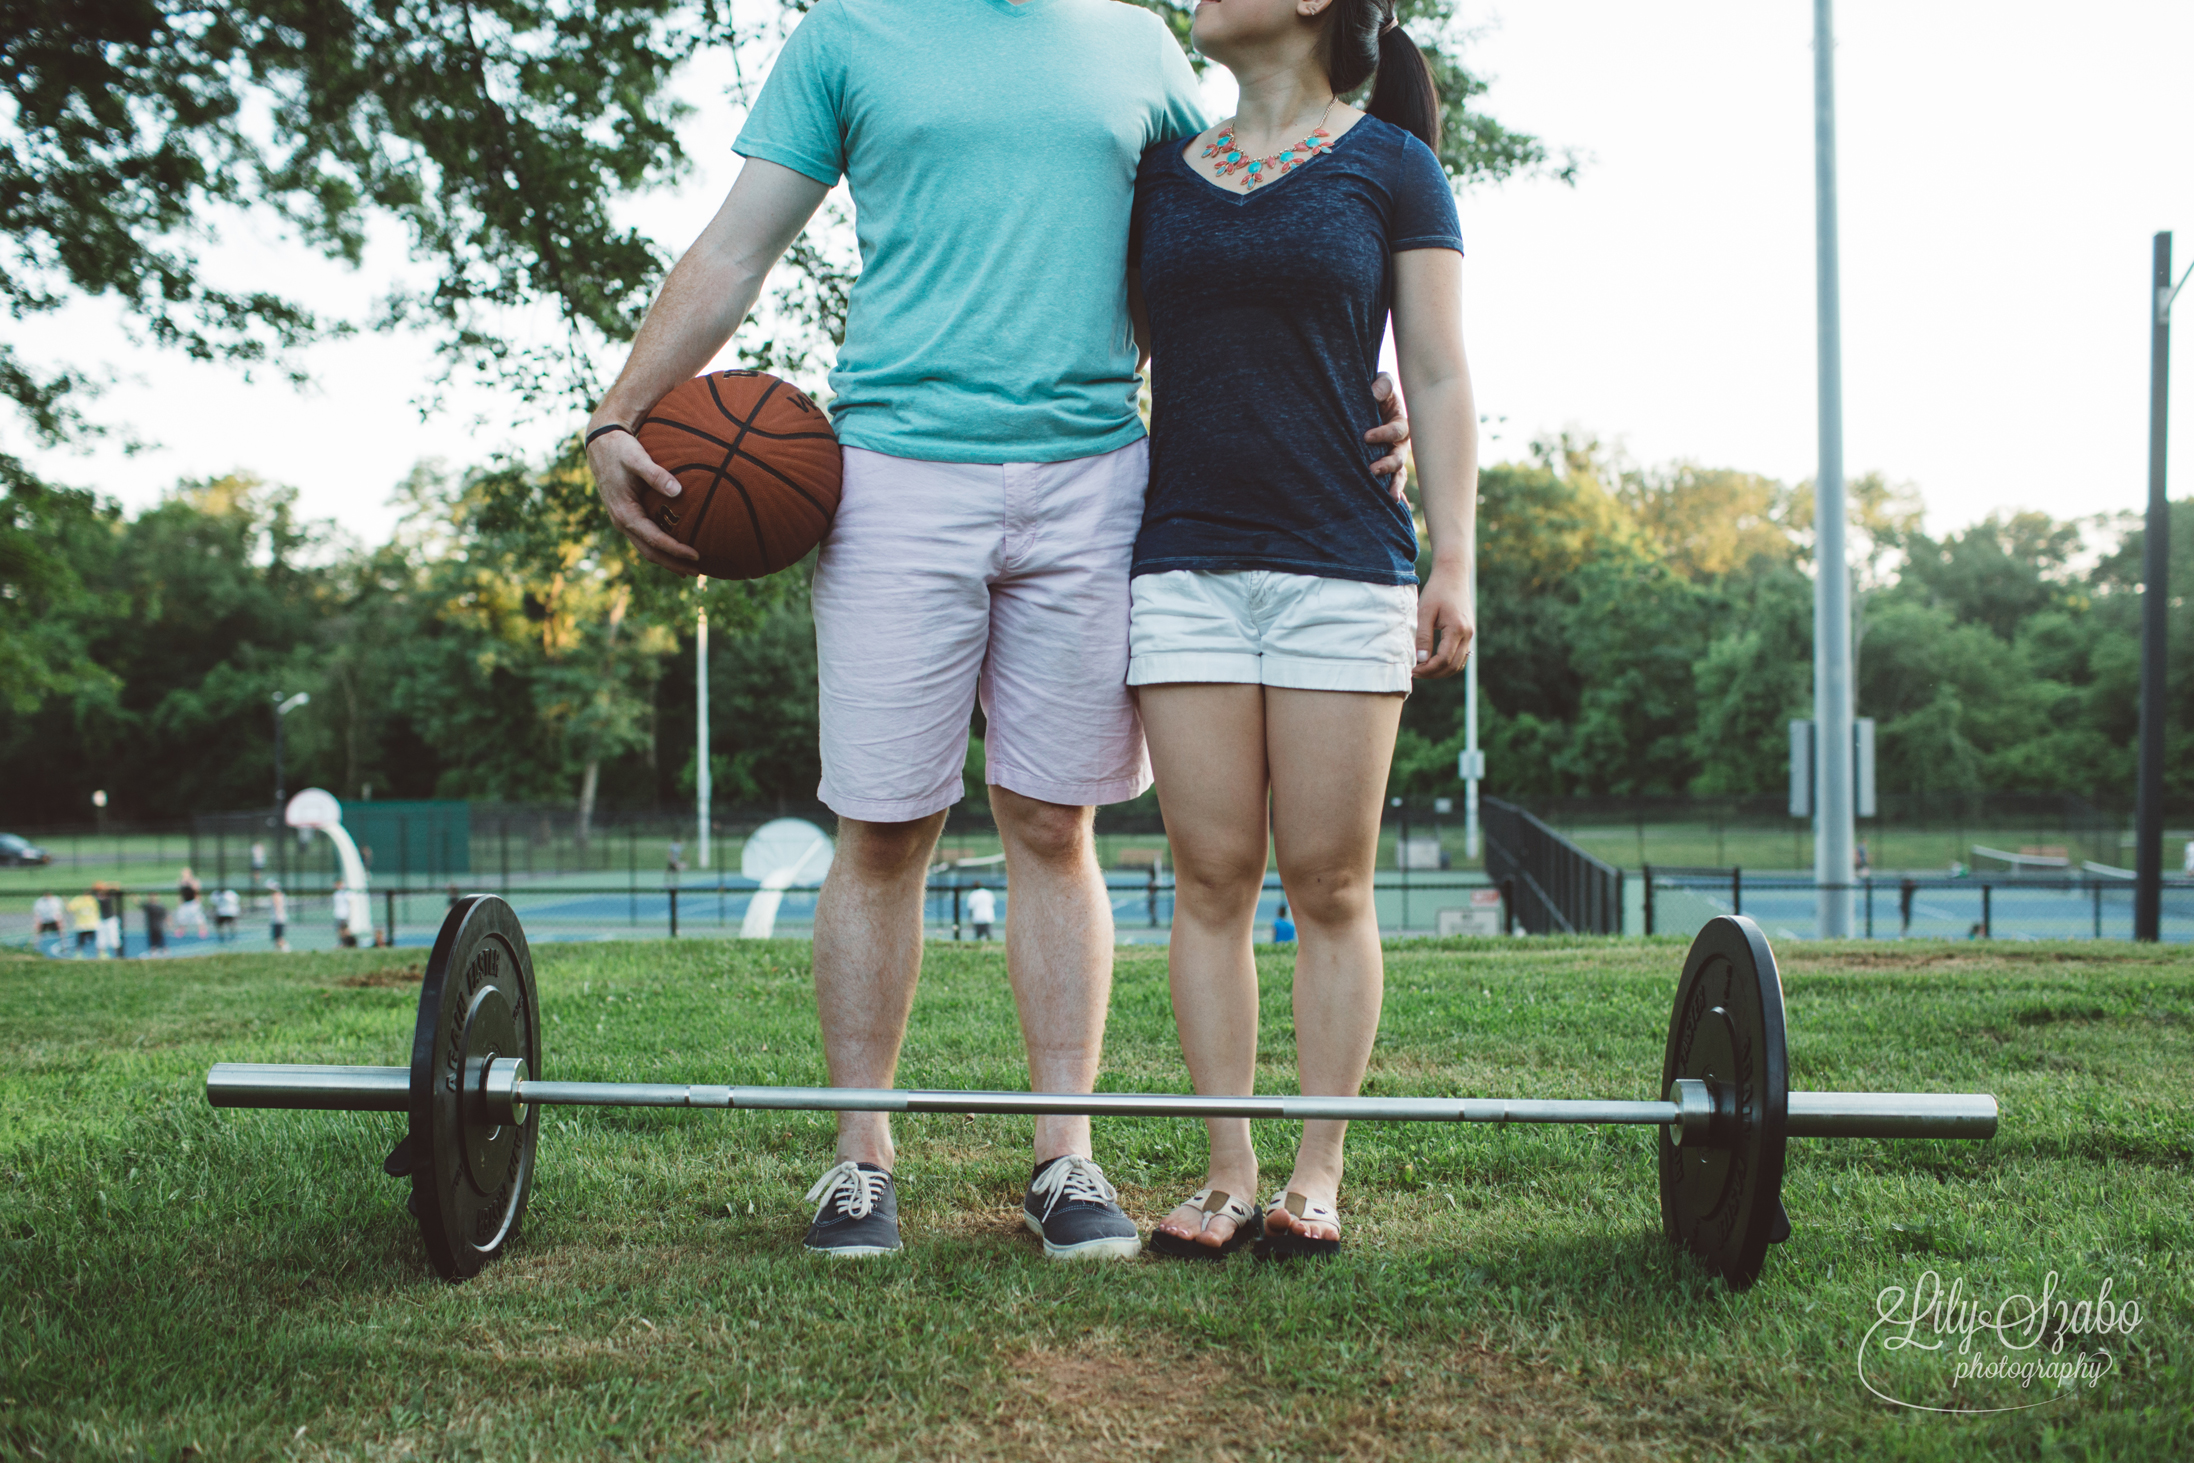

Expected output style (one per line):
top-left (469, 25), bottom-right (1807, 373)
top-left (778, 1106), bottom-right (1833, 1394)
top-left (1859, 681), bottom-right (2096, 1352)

top-left (1269, 1189), bottom-right (1339, 1225)
top-left (1179, 1187), bottom-right (1253, 1230)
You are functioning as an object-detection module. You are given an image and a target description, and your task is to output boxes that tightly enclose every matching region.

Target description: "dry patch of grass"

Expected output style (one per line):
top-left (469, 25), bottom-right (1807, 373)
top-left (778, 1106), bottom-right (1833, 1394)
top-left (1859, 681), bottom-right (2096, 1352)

top-left (335, 964), bottom-right (423, 988)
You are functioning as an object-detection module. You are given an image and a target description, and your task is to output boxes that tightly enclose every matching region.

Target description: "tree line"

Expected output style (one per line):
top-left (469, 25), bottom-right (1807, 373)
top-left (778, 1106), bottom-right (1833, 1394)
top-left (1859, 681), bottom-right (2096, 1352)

top-left (3, 2), bottom-right (2182, 822)
top-left (4, 439), bottom-right (2185, 826)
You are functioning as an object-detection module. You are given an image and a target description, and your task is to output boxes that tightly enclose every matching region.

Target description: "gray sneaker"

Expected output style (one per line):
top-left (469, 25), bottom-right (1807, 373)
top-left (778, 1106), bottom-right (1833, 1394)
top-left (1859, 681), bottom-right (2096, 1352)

top-left (802, 1160), bottom-right (901, 1256)
top-left (1023, 1155), bottom-right (1140, 1260)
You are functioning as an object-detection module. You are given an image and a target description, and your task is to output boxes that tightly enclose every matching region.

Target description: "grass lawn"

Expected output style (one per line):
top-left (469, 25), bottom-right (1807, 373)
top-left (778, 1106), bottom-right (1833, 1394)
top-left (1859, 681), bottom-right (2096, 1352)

top-left (2, 935), bottom-right (2188, 1460)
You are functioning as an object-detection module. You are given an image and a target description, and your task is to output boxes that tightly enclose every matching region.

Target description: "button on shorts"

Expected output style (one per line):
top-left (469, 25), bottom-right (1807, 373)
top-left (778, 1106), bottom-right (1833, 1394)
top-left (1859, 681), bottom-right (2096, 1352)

top-left (1127, 569), bottom-right (1418, 694)
top-left (811, 440), bottom-right (1154, 822)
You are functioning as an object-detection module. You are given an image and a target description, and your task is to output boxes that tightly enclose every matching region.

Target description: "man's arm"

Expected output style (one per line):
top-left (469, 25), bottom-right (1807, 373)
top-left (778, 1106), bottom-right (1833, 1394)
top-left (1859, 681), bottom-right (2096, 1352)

top-left (588, 158), bottom-right (834, 572)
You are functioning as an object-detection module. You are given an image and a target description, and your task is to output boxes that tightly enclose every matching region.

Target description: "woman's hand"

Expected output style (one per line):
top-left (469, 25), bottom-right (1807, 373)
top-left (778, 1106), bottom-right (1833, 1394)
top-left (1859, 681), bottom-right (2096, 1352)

top-left (1366, 373), bottom-right (1410, 499)
top-left (1413, 560), bottom-right (1474, 679)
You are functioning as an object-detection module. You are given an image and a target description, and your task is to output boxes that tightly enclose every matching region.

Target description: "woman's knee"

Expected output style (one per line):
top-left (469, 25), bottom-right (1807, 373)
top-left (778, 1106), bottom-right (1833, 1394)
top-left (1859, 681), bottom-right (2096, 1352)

top-left (1172, 856), bottom-right (1266, 920)
top-left (1281, 863), bottom-right (1376, 928)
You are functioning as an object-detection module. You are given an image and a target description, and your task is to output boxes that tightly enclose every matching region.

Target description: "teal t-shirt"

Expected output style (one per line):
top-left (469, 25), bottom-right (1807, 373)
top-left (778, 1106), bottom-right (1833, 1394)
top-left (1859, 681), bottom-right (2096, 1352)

top-left (734, 0), bottom-right (1208, 464)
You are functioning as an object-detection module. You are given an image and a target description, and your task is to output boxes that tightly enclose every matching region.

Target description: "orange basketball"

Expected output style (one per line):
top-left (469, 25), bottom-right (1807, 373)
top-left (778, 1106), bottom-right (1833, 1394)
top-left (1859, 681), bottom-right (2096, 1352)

top-left (633, 369), bottom-right (841, 579)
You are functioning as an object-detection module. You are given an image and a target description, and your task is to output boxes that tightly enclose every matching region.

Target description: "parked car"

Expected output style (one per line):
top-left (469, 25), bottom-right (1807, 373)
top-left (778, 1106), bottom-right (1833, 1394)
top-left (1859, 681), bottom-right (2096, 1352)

top-left (0, 833), bottom-right (52, 866)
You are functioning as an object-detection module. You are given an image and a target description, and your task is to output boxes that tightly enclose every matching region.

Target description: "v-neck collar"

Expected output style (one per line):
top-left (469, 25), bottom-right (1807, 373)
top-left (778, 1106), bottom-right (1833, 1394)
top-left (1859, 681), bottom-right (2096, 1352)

top-left (1173, 113), bottom-right (1375, 206)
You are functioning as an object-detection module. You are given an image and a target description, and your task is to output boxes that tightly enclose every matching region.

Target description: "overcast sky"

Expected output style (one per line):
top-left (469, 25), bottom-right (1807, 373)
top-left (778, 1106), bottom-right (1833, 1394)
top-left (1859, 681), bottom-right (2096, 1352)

top-left (10, 1), bottom-right (2192, 547)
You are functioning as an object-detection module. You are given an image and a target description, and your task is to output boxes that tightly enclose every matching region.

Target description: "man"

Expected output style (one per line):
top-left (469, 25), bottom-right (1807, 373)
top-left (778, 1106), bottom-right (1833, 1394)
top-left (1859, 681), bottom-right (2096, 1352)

top-left (94, 883), bottom-right (123, 958)
top-left (67, 889), bottom-right (99, 955)
top-left (589, 0), bottom-right (1409, 1259)
top-left (331, 881), bottom-right (359, 949)
top-left (213, 887), bottom-right (241, 941)
top-left (268, 880), bottom-right (289, 952)
top-left (32, 891), bottom-right (64, 952)
top-left (966, 886), bottom-right (997, 943)
top-left (141, 894), bottom-right (169, 956)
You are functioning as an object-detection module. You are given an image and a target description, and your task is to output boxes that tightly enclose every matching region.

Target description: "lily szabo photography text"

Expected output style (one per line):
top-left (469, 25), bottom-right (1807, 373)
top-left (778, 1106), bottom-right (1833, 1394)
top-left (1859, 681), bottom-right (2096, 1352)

top-left (1860, 1269), bottom-right (2148, 1413)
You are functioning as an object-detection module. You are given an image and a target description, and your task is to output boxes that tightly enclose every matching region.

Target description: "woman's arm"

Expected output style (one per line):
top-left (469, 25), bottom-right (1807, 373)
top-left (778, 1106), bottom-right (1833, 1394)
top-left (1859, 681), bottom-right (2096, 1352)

top-left (1390, 247), bottom-right (1477, 679)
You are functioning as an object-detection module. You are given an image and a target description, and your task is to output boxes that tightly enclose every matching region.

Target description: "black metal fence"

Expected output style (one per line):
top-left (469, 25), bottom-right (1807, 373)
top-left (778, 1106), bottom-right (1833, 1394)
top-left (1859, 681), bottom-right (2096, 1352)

top-left (1644, 867), bottom-right (2194, 943)
top-left (1481, 798), bottom-right (1624, 935)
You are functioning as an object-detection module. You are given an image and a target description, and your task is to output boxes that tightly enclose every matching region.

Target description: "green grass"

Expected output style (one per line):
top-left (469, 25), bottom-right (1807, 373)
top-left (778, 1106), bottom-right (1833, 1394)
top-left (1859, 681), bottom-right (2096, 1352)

top-left (2, 936), bottom-right (2188, 1460)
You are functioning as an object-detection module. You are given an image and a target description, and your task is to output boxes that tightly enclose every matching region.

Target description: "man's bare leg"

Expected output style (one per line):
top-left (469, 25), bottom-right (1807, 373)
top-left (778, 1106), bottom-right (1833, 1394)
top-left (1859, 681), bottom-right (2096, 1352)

top-left (991, 787), bottom-right (1114, 1166)
top-left (811, 811), bottom-right (947, 1170)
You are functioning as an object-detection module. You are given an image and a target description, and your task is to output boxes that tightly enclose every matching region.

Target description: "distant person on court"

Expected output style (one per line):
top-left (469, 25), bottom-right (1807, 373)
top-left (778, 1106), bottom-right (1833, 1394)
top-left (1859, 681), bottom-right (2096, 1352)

top-left (966, 886), bottom-right (997, 942)
top-left (268, 880), bottom-right (289, 952)
top-left (1272, 903), bottom-right (1296, 944)
top-left (174, 867), bottom-right (209, 939)
top-left (141, 894), bottom-right (169, 955)
top-left (213, 887), bottom-right (241, 941)
top-left (587, 0), bottom-right (1413, 1260)
top-left (331, 881), bottom-right (359, 949)
top-left (1134, 0), bottom-right (1474, 1261)
top-left (67, 890), bottom-right (99, 955)
top-left (33, 891), bottom-right (65, 952)
top-left (95, 883), bottom-right (125, 958)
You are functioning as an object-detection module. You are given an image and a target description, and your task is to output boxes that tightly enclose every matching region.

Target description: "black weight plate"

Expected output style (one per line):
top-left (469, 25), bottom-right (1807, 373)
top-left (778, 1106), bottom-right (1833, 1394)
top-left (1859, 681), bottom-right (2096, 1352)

top-left (1658, 915), bottom-right (1788, 1290)
top-left (407, 895), bottom-right (540, 1280)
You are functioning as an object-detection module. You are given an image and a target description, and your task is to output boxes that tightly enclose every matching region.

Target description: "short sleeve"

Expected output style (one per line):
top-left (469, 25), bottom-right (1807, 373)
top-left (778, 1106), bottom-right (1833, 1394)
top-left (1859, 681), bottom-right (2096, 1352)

top-left (1389, 133), bottom-right (1463, 255)
top-left (732, 4), bottom-right (850, 187)
top-left (1147, 17), bottom-right (1211, 146)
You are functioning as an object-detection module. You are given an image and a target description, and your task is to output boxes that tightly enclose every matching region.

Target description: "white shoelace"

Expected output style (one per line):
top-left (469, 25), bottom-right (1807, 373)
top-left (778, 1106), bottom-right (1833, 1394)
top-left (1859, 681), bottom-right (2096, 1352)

top-left (1028, 1154), bottom-right (1117, 1221)
top-left (804, 1160), bottom-right (888, 1222)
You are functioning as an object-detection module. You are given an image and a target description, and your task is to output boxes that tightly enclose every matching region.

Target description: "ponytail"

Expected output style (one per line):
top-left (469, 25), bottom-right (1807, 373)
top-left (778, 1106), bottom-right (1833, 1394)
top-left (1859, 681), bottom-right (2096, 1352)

top-left (1319, 4), bottom-right (1445, 154)
top-left (1367, 22), bottom-right (1443, 151)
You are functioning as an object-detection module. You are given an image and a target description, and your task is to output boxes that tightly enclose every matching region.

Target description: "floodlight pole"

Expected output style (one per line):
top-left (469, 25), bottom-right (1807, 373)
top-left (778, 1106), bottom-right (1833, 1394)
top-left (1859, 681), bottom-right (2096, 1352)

top-left (1810, 0), bottom-right (1855, 937)
top-left (2135, 233), bottom-right (2188, 940)
top-left (696, 581), bottom-right (712, 872)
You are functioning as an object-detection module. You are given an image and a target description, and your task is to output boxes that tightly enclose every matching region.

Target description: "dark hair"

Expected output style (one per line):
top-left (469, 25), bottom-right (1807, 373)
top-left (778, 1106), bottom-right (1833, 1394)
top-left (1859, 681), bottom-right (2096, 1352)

top-left (1321, 2), bottom-right (1444, 152)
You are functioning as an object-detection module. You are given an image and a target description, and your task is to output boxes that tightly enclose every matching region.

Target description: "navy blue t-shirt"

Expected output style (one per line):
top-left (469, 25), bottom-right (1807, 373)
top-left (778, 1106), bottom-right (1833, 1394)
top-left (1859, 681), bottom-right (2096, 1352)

top-left (1129, 115), bottom-right (1462, 586)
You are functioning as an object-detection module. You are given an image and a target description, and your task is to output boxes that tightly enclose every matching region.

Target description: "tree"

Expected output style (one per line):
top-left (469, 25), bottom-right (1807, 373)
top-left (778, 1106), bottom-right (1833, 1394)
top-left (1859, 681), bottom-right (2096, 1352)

top-left (4, 1), bottom-right (1558, 442)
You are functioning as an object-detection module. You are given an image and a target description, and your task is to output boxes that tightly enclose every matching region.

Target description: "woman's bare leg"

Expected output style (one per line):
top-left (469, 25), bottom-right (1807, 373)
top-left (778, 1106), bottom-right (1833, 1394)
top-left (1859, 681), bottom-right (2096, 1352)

top-left (1265, 686), bottom-right (1404, 1240)
top-left (1136, 682), bottom-right (1271, 1247)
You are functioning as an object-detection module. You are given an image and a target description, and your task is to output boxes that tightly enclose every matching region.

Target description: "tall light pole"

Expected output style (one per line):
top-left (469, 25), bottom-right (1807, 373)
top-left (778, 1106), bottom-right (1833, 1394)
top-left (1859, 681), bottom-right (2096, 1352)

top-left (696, 582), bottom-right (712, 872)
top-left (2135, 233), bottom-right (2190, 940)
top-left (1460, 578), bottom-right (1483, 860)
top-left (1810, 0), bottom-right (1855, 937)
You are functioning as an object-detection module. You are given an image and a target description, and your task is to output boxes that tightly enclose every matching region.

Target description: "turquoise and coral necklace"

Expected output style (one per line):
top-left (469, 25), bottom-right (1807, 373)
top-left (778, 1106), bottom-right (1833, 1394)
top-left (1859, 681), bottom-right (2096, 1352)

top-left (1201, 98), bottom-right (1338, 189)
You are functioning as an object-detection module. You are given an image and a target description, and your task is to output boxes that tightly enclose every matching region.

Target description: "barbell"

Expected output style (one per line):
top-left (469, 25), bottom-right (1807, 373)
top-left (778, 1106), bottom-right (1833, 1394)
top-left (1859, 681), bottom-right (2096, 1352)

top-left (205, 895), bottom-right (1998, 1289)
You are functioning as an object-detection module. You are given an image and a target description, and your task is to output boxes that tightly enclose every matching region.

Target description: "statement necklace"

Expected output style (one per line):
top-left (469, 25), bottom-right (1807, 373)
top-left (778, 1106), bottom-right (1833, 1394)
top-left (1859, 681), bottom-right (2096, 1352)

top-left (1201, 100), bottom-right (1338, 189)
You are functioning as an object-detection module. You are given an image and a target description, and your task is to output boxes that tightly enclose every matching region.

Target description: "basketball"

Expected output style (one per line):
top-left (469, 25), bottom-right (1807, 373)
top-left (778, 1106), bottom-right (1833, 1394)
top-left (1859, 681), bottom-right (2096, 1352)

top-left (632, 369), bottom-right (841, 579)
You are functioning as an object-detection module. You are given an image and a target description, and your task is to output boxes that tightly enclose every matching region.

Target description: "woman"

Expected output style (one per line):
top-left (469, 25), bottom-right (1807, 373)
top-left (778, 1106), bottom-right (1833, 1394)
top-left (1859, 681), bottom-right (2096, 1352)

top-left (1129, 0), bottom-right (1476, 1259)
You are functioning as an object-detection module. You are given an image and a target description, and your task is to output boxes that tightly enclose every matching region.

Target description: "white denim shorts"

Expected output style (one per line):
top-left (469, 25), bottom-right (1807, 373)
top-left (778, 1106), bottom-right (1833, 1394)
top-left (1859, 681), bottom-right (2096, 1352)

top-left (1127, 569), bottom-right (1418, 694)
top-left (810, 440), bottom-right (1153, 822)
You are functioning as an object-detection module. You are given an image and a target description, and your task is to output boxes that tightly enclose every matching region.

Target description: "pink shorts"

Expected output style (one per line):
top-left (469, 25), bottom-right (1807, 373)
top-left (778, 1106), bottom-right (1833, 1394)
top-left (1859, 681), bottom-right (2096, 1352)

top-left (811, 440), bottom-right (1153, 822)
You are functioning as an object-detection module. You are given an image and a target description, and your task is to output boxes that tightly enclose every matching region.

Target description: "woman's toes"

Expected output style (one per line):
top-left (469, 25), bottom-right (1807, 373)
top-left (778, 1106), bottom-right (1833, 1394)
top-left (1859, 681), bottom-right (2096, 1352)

top-left (1194, 1214), bottom-right (1237, 1248)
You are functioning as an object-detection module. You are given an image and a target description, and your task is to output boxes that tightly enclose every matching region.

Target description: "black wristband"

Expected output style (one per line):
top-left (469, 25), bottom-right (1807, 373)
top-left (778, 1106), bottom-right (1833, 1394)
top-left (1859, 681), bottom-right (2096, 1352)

top-left (585, 422), bottom-right (634, 446)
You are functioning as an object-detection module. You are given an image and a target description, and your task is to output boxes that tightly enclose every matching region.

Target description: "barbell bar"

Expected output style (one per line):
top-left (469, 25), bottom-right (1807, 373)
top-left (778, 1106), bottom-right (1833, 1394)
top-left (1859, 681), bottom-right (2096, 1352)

top-left (202, 895), bottom-right (2001, 1289)
top-left (209, 1062), bottom-right (1996, 1141)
